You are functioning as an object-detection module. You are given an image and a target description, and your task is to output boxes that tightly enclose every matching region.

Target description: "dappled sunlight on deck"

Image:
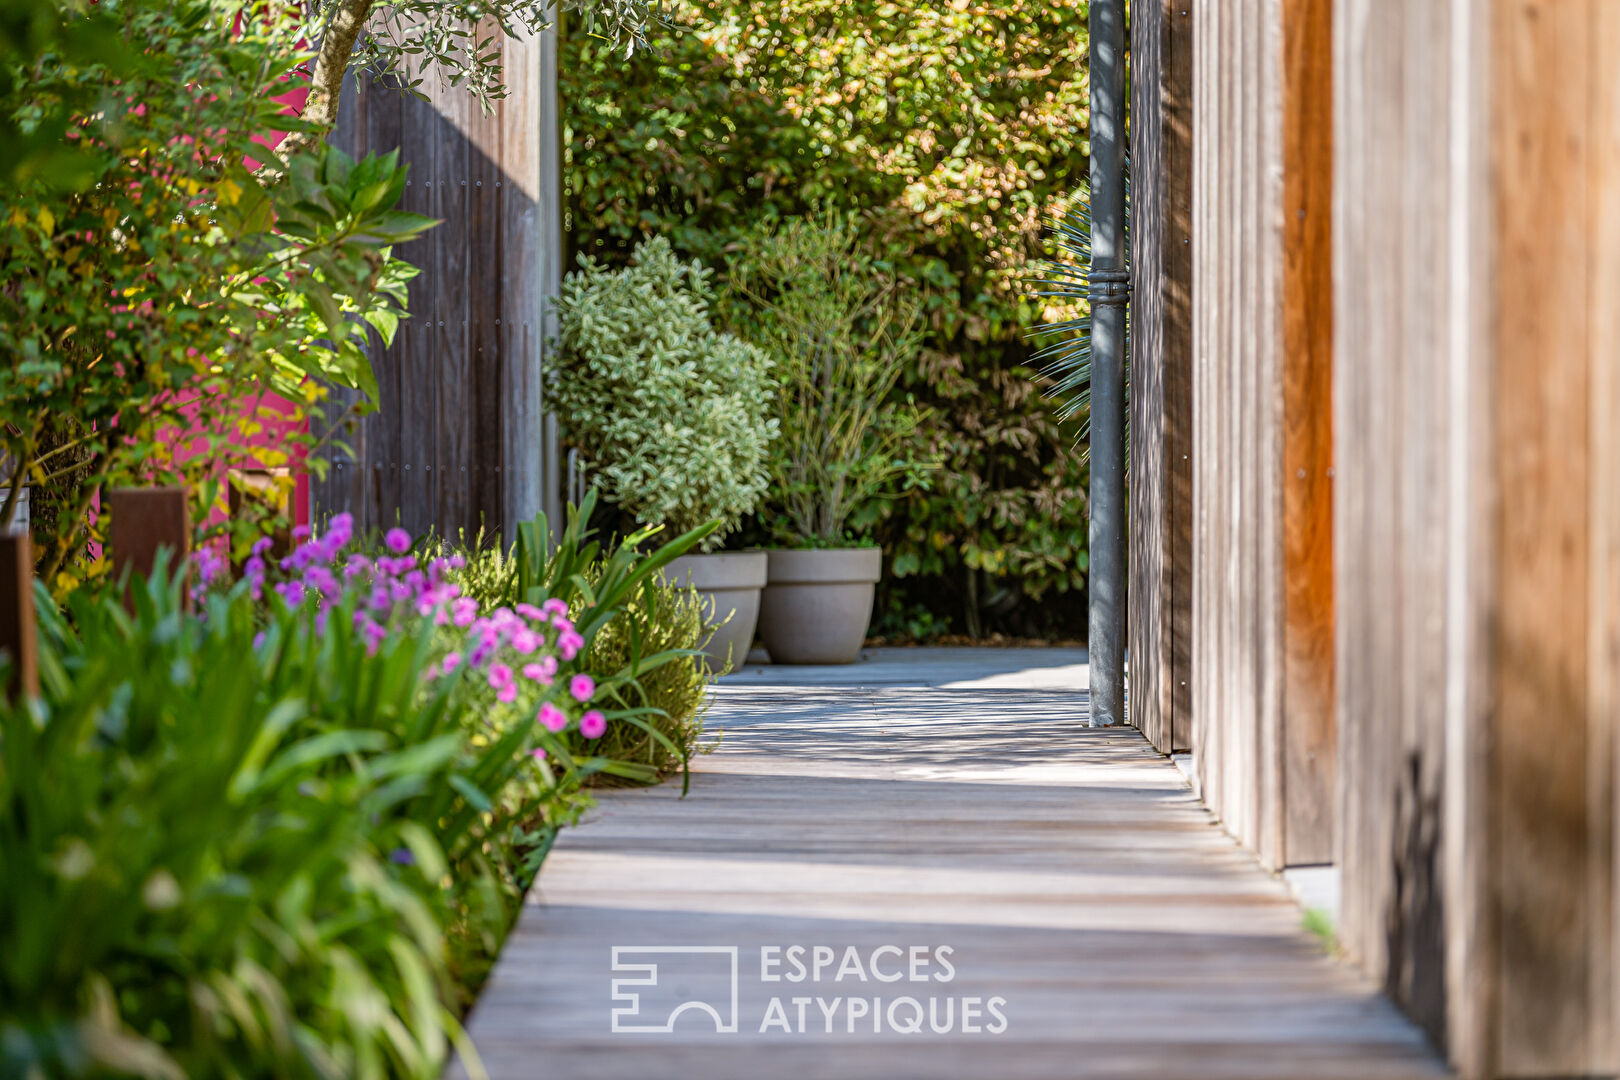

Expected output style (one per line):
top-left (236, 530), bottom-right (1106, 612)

top-left (452, 651), bottom-right (1448, 1080)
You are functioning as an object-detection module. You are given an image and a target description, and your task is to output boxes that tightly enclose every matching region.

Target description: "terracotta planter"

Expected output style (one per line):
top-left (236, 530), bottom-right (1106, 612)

top-left (757, 547), bottom-right (883, 665)
top-left (663, 551), bottom-right (769, 673)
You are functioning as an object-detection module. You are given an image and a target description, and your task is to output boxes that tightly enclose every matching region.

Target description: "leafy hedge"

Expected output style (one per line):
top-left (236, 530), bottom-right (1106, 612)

top-left (0, 507), bottom-right (709, 1077)
top-left (563, 0), bottom-right (1092, 638)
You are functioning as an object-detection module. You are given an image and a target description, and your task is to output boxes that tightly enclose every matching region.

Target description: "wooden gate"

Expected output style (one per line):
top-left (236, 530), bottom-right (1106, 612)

top-left (310, 26), bottom-right (564, 542)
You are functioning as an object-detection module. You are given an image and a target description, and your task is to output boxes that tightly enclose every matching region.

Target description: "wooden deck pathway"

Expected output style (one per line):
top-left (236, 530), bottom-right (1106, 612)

top-left (452, 649), bottom-right (1447, 1079)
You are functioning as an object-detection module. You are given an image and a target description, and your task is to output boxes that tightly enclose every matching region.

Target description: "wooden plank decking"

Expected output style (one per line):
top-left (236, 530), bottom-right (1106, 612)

top-left (452, 650), bottom-right (1447, 1080)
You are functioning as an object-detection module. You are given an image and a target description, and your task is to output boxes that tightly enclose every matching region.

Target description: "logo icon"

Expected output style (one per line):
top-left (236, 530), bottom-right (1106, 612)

top-left (610, 946), bottom-right (740, 1034)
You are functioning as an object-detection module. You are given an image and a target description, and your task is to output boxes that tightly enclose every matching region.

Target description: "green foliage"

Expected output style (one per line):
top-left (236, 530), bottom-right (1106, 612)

top-left (323, 0), bottom-right (660, 121)
top-left (1029, 196), bottom-right (1096, 430)
top-left (563, 0), bottom-right (1091, 636)
top-left (0, 501), bottom-right (723, 1075)
top-left (1, 566), bottom-right (577, 1078)
top-left (723, 215), bottom-right (936, 546)
top-left (513, 490), bottom-right (719, 791)
top-left (445, 496), bottom-right (718, 786)
top-left (0, 0), bottom-right (135, 190)
top-left (443, 531), bottom-right (518, 612)
top-left (573, 571), bottom-right (716, 778)
top-left (548, 237), bottom-right (776, 551)
top-left (0, 0), bottom-right (432, 590)
top-left (1302, 908), bottom-right (1339, 954)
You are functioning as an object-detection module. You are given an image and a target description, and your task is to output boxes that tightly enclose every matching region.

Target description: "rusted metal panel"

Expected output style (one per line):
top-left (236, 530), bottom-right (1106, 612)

top-left (107, 487), bottom-right (190, 609)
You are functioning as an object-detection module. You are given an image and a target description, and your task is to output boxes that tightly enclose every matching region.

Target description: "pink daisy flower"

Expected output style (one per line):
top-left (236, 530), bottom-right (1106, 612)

top-left (537, 702), bottom-right (568, 733)
top-left (570, 674), bottom-right (595, 702)
top-left (558, 630), bottom-right (584, 661)
top-left (579, 710), bottom-right (607, 739)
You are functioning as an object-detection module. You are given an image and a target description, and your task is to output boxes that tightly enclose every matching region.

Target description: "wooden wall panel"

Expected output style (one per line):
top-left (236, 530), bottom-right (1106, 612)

top-left (1333, 0), bottom-right (1453, 1045)
top-left (1488, 2), bottom-right (1614, 1072)
top-left (1590, 6), bottom-right (1620, 1066)
top-left (1129, 0), bottom-right (1194, 754)
top-left (1278, 0), bottom-right (1335, 866)
top-left (311, 24), bottom-right (561, 541)
top-left (1189, 0), bottom-right (1335, 871)
top-left (1334, 0), bottom-right (1620, 1074)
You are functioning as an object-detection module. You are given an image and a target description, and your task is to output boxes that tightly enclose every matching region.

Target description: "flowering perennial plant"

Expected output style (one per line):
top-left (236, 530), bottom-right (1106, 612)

top-left (235, 512), bottom-right (613, 747)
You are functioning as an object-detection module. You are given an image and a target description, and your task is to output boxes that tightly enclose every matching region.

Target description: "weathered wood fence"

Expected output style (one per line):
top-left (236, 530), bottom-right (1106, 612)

top-left (311, 25), bottom-right (565, 542)
top-left (1131, 1), bottom-right (1620, 1075)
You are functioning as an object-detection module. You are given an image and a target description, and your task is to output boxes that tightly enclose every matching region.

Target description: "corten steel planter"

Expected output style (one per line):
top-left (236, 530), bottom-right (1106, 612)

top-left (664, 551), bottom-right (769, 674)
top-left (757, 547), bottom-right (883, 665)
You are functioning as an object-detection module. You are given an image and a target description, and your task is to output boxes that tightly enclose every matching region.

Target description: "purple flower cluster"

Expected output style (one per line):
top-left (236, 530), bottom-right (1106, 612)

top-left (190, 544), bottom-right (227, 605)
top-left (243, 513), bottom-right (609, 741)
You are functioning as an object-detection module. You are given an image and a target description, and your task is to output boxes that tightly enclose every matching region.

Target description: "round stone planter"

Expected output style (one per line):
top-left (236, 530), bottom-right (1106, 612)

top-left (757, 547), bottom-right (883, 665)
top-left (663, 551), bottom-right (769, 674)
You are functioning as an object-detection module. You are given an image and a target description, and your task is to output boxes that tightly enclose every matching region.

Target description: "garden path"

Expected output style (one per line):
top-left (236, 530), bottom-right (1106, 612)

top-left (450, 648), bottom-right (1448, 1080)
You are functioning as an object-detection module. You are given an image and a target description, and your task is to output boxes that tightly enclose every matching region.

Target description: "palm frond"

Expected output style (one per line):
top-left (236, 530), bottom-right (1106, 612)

top-left (1028, 197), bottom-right (1097, 433)
top-left (1027, 178), bottom-right (1128, 452)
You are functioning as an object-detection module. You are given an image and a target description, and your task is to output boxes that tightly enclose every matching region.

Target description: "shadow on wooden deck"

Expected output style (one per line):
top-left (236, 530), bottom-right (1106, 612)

top-left (450, 652), bottom-right (1448, 1080)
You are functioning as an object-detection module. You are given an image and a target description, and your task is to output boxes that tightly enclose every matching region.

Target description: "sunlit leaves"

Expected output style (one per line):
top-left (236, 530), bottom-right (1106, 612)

top-left (564, 0), bottom-right (1093, 630)
top-left (0, 0), bottom-right (431, 585)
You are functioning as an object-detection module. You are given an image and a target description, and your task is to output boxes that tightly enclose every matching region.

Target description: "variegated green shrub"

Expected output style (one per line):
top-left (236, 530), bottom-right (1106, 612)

top-left (548, 237), bottom-right (776, 551)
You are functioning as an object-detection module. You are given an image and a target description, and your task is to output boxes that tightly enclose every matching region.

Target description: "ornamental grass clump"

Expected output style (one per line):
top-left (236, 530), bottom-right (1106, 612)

top-left (548, 236), bottom-right (776, 551)
top-left (573, 569), bottom-right (719, 778)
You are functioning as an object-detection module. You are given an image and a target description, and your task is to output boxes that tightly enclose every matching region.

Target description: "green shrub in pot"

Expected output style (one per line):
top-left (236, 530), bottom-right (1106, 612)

top-left (723, 215), bottom-right (938, 664)
top-left (548, 237), bottom-right (777, 670)
top-left (723, 214), bottom-right (935, 550)
top-left (548, 236), bottom-right (775, 550)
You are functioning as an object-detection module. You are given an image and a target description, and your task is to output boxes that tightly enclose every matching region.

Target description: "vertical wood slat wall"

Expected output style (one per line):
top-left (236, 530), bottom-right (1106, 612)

top-left (1189, 0), bottom-right (1336, 871)
top-left (1333, 0), bottom-right (1620, 1075)
top-left (1332, 0), bottom-right (1453, 1047)
top-left (1129, 0), bottom-right (1195, 755)
top-left (312, 25), bottom-right (563, 540)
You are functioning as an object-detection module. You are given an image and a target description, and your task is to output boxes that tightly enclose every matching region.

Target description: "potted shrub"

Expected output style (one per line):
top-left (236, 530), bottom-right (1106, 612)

top-left (725, 216), bottom-right (934, 664)
top-left (548, 237), bottom-right (776, 672)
